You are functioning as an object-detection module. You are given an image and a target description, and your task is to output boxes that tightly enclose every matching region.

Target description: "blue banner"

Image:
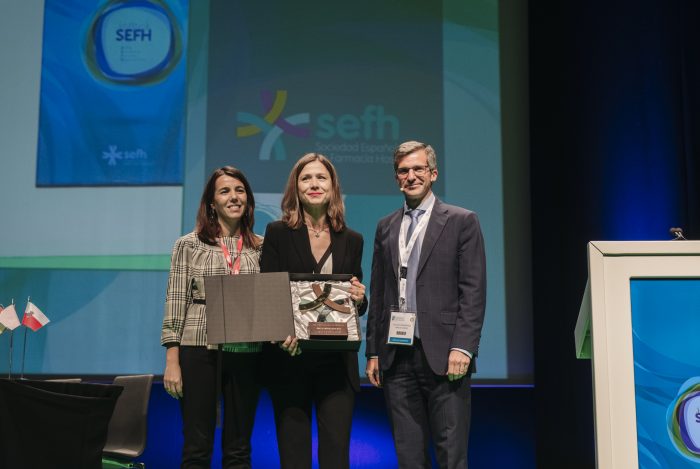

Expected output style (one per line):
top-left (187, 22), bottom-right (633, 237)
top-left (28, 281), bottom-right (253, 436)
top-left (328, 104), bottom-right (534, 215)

top-left (36, 0), bottom-right (188, 186)
top-left (631, 278), bottom-right (700, 467)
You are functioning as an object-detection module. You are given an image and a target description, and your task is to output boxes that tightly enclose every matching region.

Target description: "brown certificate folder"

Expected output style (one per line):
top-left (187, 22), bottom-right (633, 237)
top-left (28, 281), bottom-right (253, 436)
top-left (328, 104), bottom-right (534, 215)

top-left (204, 272), bottom-right (295, 344)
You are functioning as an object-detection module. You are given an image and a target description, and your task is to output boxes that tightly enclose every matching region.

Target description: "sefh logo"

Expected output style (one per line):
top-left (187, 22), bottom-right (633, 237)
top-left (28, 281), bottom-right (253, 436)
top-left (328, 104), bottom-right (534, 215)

top-left (667, 378), bottom-right (700, 461)
top-left (85, 0), bottom-right (182, 84)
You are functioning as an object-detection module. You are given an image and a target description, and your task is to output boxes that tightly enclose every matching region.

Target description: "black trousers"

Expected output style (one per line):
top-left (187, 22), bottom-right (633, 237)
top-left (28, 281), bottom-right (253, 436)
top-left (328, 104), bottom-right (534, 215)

top-left (383, 340), bottom-right (472, 469)
top-left (264, 345), bottom-right (355, 469)
top-left (179, 346), bottom-right (261, 469)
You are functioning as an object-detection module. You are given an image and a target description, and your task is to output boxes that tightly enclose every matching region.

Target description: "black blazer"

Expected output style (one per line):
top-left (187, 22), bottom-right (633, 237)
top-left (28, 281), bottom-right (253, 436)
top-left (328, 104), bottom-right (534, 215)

top-left (260, 220), bottom-right (367, 391)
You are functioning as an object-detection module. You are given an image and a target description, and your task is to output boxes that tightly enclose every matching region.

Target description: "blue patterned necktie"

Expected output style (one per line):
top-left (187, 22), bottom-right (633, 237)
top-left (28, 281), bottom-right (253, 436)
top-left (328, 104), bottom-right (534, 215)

top-left (405, 209), bottom-right (424, 337)
top-left (406, 209), bottom-right (424, 244)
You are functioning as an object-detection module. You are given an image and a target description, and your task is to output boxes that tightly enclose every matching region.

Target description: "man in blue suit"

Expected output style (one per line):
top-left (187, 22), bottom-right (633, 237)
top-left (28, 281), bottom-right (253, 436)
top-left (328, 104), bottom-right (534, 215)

top-left (365, 141), bottom-right (486, 468)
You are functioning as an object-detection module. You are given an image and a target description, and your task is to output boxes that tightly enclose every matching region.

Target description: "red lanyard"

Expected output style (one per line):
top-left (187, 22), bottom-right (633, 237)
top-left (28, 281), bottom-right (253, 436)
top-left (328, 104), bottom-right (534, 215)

top-left (218, 236), bottom-right (243, 275)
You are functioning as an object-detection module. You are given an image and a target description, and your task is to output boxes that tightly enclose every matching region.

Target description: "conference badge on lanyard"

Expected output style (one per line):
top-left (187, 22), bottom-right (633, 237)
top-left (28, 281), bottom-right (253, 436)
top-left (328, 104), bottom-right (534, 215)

top-left (396, 208), bottom-right (429, 313)
top-left (387, 305), bottom-right (416, 345)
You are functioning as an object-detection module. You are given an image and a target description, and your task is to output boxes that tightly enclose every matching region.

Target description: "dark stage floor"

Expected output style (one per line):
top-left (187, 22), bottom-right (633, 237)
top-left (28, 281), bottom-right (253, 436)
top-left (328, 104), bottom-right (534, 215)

top-left (140, 383), bottom-right (535, 468)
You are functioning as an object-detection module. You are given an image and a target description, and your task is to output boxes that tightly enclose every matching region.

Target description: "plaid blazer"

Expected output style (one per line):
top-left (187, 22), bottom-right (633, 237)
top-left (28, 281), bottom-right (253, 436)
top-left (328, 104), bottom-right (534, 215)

top-left (161, 231), bottom-right (262, 347)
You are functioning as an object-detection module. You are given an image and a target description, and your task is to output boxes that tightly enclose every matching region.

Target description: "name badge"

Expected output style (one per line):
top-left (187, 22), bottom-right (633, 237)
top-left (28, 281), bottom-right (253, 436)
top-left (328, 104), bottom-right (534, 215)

top-left (387, 307), bottom-right (416, 346)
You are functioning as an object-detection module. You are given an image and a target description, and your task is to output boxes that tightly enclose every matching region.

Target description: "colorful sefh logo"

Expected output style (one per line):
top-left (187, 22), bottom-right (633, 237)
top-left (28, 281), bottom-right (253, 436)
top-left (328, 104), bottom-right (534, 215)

top-left (237, 90), bottom-right (311, 162)
top-left (237, 90), bottom-right (400, 162)
top-left (85, 0), bottom-right (183, 84)
top-left (667, 377), bottom-right (700, 461)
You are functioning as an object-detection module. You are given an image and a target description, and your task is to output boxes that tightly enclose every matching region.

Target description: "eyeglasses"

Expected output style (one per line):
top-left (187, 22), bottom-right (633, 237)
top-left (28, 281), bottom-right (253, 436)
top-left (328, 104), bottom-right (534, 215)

top-left (396, 165), bottom-right (432, 178)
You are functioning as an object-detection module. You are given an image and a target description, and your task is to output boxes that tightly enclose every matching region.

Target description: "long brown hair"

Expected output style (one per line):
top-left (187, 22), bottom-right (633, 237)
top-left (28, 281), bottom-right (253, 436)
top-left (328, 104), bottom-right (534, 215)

top-left (281, 153), bottom-right (346, 232)
top-left (195, 166), bottom-right (259, 248)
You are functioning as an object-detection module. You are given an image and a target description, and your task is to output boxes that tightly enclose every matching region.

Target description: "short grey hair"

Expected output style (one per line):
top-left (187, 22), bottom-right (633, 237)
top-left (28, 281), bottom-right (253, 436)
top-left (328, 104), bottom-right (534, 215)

top-left (393, 141), bottom-right (437, 171)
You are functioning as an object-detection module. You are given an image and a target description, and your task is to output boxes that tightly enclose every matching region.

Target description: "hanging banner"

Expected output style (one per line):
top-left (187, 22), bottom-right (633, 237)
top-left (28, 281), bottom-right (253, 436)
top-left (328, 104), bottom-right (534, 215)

top-left (36, 0), bottom-right (189, 186)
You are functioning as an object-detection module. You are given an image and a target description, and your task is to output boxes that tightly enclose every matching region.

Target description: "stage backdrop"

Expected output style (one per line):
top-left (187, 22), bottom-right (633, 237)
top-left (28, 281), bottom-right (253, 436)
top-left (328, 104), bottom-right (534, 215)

top-left (0, 0), bottom-right (531, 384)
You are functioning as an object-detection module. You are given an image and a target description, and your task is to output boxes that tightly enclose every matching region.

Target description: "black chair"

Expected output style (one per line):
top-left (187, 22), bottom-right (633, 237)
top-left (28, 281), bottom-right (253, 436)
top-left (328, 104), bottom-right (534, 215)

top-left (46, 378), bottom-right (83, 383)
top-left (102, 374), bottom-right (154, 469)
top-left (0, 378), bottom-right (123, 469)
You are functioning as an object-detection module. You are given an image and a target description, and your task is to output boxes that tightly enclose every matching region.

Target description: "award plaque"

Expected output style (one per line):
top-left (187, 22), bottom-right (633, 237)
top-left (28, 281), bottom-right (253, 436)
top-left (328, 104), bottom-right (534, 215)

top-left (204, 272), bottom-right (361, 351)
top-left (289, 273), bottom-right (361, 351)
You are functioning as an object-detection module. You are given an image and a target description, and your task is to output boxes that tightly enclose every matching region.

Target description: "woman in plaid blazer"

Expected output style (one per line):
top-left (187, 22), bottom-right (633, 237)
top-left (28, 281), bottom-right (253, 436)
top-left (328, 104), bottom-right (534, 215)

top-left (161, 166), bottom-right (263, 468)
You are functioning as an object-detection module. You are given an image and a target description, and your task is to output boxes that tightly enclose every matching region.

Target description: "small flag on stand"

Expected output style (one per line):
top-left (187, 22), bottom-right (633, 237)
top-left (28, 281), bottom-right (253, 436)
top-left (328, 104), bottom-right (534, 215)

top-left (21, 301), bottom-right (50, 332)
top-left (0, 304), bottom-right (21, 334)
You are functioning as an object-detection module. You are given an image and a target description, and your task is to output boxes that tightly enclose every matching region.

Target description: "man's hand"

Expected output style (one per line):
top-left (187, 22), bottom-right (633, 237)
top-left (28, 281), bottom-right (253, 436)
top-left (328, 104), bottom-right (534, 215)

top-left (446, 350), bottom-right (471, 381)
top-left (365, 357), bottom-right (382, 387)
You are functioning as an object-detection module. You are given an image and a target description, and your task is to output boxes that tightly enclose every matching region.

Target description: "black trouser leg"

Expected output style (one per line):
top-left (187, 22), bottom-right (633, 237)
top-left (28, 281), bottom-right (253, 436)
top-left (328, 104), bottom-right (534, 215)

top-left (221, 352), bottom-right (262, 469)
top-left (314, 363), bottom-right (354, 469)
top-left (179, 346), bottom-right (218, 469)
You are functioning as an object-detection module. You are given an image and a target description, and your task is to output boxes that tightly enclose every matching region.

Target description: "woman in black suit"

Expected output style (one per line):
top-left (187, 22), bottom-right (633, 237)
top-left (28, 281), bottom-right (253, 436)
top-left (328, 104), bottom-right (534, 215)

top-left (260, 152), bottom-right (367, 469)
